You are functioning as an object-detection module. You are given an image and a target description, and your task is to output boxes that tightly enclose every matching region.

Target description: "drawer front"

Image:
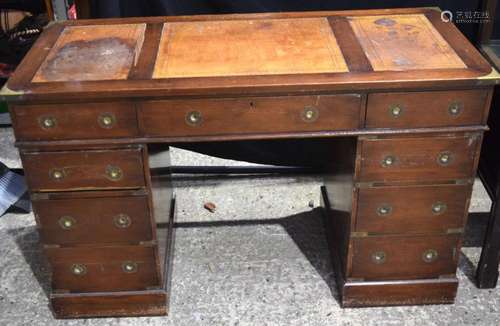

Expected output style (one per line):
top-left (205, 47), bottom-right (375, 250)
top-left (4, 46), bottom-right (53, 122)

top-left (356, 184), bottom-right (471, 234)
top-left (22, 148), bottom-right (145, 191)
top-left (139, 95), bottom-right (361, 137)
top-left (358, 135), bottom-right (480, 182)
top-left (45, 245), bottom-right (161, 292)
top-left (366, 89), bottom-right (488, 128)
top-left (33, 194), bottom-right (153, 245)
top-left (11, 102), bottom-right (138, 140)
top-left (350, 235), bottom-right (460, 280)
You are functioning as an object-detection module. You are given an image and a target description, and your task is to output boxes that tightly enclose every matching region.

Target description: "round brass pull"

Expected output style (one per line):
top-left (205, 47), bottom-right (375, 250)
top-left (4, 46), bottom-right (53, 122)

top-left (114, 214), bottom-right (131, 228)
top-left (71, 264), bottom-right (87, 276)
top-left (377, 204), bottom-right (392, 216)
top-left (431, 202), bottom-right (447, 215)
top-left (98, 113), bottom-right (116, 129)
top-left (105, 165), bottom-right (123, 181)
top-left (59, 216), bottom-right (76, 230)
top-left (437, 152), bottom-right (453, 166)
top-left (122, 261), bottom-right (138, 273)
top-left (185, 111), bottom-right (202, 126)
top-left (389, 104), bottom-right (403, 117)
top-left (50, 168), bottom-right (65, 181)
top-left (39, 116), bottom-right (56, 129)
top-left (422, 249), bottom-right (438, 263)
top-left (381, 155), bottom-right (396, 167)
top-left (302, 106), bottom-right (319, 122)
top-left (371, 251), bottom-right (386, 264)
top-left (448, 102), bottom-right (463, 116)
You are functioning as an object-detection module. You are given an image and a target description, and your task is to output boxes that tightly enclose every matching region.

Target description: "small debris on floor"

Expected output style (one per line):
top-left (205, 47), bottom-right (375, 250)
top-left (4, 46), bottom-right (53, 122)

top-left (204, 202), bottom-right (216, 213)
top-left (308, 200), bottom-right (314, 208)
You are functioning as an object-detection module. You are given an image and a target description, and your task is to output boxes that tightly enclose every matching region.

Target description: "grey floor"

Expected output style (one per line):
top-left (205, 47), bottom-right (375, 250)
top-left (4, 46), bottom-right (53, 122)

top-left (0, 126), bottom-right (499, 326)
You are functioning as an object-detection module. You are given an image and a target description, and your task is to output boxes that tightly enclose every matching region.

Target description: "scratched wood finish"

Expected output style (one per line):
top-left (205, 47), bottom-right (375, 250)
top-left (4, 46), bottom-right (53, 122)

top-left (139, 95), bottom-right (362, 137)
top-left (153, 18), bottom-right (348, 78)
top-left (349, 14), bottom-right (466, 71)
top-left (32, 24), bottom-right (146, 82)
top-left (11, 102), bottom-right (139, 141)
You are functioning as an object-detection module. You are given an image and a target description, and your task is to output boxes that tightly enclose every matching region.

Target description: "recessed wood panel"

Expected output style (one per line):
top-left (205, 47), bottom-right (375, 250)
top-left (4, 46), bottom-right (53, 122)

top-left (349, 14), bottom-right (466, 71)
top-left (32, 24), bottom-right (146, 82)
top-left (153, 18), bottom-right (349, 78)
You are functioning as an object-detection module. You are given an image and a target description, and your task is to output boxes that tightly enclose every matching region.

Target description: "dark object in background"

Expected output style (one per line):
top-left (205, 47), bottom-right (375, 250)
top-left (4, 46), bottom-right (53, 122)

top-left (0, 162), bottom-right (30, 216)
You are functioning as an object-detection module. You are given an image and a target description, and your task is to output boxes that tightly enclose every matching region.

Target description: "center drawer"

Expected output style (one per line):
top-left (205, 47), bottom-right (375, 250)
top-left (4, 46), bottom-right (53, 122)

top-left (138, 94), bottom-right (362, 137)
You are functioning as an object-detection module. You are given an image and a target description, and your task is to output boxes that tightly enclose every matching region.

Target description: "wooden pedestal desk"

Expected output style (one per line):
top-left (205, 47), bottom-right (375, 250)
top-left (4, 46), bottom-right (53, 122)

top-left (1, 7), bottom-right (499, 318)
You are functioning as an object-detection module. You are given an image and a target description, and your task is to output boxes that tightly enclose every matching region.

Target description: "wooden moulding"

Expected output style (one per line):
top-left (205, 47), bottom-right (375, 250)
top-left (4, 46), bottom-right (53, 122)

top-left (50, 196), bottom-right (176, 318)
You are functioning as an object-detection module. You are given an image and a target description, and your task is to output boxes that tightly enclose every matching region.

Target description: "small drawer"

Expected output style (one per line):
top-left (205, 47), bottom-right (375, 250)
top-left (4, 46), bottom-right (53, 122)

top-left (138, 94), bottom-right (362, 137)
top-left (33, 192), bottom-right (153, 245)
top-left (45, 244), bottom-right (161, 292)
top-left (349, 234), bottom-right (460, 280)
top-left (366, 89), bottom-right (489, 128)
top-left (21, 148), bottom-right (145, 191)
top-left (356, 184), bottom-right (471, 234)
top-left (358, 134), bottom-right (481, 182)
top-left (11, 102), bottom-right (139, 141)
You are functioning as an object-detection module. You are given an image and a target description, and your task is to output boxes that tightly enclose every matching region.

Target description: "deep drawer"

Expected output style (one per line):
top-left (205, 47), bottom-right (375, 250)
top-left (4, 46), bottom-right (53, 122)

top-left (45, 244), bottom-right (161, 292)
top-left (366, 89), bottom-right (489, 128)
top-left (357, 134), bottom-right (481, 182)
top-left (138, 94), bottom-right (362, 137)
top-left (33, 192), bottom-right (154, 246)
top-left (349, 234), bottom-right (460, 280)
top-left (21, 148), bottom-right (146, 191)
top-left (355, 183), bottom-right (472, 234)
top-left (11, 102), bottom-right (138, 140)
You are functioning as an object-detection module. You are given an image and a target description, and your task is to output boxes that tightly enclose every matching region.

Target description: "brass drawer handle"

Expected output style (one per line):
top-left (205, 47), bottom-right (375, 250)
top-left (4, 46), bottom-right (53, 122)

top-left (377, 204), bottom-right (392, 216)
top-left (448, 102), bottom-right (463, 116)
top-left (431, 202), bottom-right (447, 215)
top-left (122, 261), bottom-right (138, 273)
top-left (389, 104), bottom-right (403, 117)
top-left (437, 151), bottom-right (453, 166)
top-left (302, 106), bottom-right (319, 122)
top-left (105, 165), bottom-right (123, 181)
top-left (186, 111), bottom-right (202, 126)
top-left (98, 112), bottom-right (116, 129)
top-left (49, 168), bottom-right (65, 181)
top-left (59, 216), bottom-right (76, 230)
top-left (371, 251), bottom-right (386, 264)
top-left (381, 155), bottom-right (396, 167)
top-left (422, 249), bottom-right (438, 263)
top-left (114, 214), bottom-right (131, 228)
top-left (39, 116), bottom-right (57, 129)
top-left (71, 264), bottom-right (87, 276)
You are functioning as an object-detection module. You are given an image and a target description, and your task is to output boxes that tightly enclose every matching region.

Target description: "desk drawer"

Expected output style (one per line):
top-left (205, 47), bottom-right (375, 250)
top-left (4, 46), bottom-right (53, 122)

top-left (356, 184), bottom-right (471, 234)
top-left (139, 95), bottom-right (361, 137)
top-left (350, 234), bottom-right (460, 280)
top-left (366, 90), bottom-right (488, 128)
top-left (33, 193), bottom-right (153, 246)
top-left (22, 148), bottom-right (145, 191)
top-left (11, 102), bottom-right (138, 141)
top-left (358, 134), bottom-right (481, 182)
top-left (46, 245), bottom-right (161, 292)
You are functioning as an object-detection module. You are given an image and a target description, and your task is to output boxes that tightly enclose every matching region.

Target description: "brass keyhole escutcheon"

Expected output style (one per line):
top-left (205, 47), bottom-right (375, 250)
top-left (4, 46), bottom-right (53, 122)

top-left (50, 168), bottom-right (65, 181)
top-left (371, 251), bottom-right (386, 264)
top-left (377, 204), bottom-right (392, 216)
top-left (431, 202), bottom-right (447, 215)
top-left (114, 214), bottom-right (131, 228)
top-left (105, 165), bottom-right (123, 181)
top-left (98, 113), bottom-right (116, 129)
top-left (59, 216), bottom-right (76, 230)
top-left (381, 155), bottom-right (396, 167)
top-left (389, 104), bottom-right (403, 118)
top-left (39, 116), bottom-right (56, 129)
top-left (448, 102), bottom-right (463, 116)
top-left (437, 152), bottom-right (453, 166)
top-left (71, 264), bottom-right (87, 276)
top-left (301, 106), bottom-right (319, 122)
top-left (422, 249), bottom-right (438, 263)
top-left (186, 111), bottom-right (202, 126)
top-left (122, 261), bottom-right (138, 273)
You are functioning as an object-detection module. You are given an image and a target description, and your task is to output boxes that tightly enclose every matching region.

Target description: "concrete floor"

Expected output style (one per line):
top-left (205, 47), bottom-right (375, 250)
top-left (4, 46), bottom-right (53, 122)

top-left (0, 126), bottom-right (499, 326)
